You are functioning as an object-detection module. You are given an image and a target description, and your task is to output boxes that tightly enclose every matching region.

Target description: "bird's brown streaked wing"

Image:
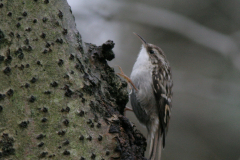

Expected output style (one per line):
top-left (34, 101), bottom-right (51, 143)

top-left (152, 66), bottom-right (173, 148)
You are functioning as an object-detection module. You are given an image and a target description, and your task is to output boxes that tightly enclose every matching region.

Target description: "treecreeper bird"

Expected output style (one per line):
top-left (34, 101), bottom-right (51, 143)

top-left (120, 33), bottom-right (173, 160)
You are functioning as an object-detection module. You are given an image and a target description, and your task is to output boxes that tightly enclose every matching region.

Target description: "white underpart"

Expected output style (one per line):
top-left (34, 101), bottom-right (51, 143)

top-left (131, 45), bottom-right (153, 78)
top-left (130, 45), bottom-right (154, 116)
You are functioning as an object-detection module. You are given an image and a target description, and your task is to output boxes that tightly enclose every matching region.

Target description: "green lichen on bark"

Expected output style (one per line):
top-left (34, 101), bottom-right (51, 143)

top-left (0, 0), bottom-right (146, 159)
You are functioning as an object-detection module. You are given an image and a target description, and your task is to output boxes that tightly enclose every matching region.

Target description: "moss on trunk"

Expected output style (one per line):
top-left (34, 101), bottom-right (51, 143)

top-left (0, 0), bottom-right (146, 159)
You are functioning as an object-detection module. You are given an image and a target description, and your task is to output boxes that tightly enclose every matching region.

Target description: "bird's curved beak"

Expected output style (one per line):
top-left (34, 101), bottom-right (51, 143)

top-left (133, 32), bottom-right (147, 48)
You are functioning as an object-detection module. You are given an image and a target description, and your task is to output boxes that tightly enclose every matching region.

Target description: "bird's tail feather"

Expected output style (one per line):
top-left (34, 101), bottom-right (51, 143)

top-left (148, 128), bottom-right (162, 160)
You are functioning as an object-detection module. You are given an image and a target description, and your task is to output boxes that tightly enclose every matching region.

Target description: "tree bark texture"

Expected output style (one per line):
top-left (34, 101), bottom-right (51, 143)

top-left (0, 0), bottom-right (146, 159)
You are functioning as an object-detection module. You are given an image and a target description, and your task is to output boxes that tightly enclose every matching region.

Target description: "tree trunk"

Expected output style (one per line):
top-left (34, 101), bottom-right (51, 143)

top-left (0, 0), bottom-right (146, 159)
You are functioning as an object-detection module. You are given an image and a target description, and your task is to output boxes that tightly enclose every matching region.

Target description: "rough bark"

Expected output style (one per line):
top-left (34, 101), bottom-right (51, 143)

top-left (0, 0), bottom-right (146, 159)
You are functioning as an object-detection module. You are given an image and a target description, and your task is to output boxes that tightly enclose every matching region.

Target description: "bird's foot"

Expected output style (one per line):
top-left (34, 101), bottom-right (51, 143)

top-left (117, 66), bottom-right (138, 92)
top-left (124, 106), bottom-right (133, 116)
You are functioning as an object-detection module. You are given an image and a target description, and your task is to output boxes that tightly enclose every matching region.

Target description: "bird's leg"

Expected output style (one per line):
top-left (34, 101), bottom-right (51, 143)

top-left (117, 66), bottom-right (137, 115)
top-left (124, 106), bottom-right (133, 116)
top-left (117, 66), bottom-right (138, 92)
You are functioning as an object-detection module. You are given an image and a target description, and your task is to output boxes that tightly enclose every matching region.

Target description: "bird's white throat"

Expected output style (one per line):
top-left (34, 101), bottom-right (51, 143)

top-left (131, 45), bottom-right (153, 78)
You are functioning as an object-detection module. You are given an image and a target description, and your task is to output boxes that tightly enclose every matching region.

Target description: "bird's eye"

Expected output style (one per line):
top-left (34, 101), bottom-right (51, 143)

top-left (149, 50), bottom-right (154, 54)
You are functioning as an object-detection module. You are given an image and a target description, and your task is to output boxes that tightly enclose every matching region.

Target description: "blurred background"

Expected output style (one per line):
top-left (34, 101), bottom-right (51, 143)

top-left (67, 0), bottom-right (240, 159)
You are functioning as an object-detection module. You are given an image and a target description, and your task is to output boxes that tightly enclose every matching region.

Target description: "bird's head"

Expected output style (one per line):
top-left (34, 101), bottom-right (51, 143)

top-left (133, 32), bottom-right (167, 65)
